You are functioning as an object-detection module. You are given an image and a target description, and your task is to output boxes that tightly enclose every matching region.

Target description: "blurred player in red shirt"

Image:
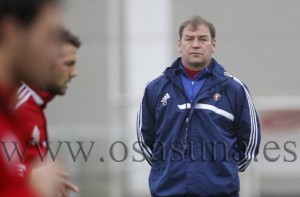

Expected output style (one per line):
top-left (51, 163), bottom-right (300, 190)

top-left (16, 29), bottom-right (81, 165)
top-left (0, 0), bottom-right (67, 196)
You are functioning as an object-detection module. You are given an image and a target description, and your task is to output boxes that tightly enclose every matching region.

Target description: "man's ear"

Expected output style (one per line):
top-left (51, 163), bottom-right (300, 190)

top-left (212, 38), bottom-right (216, 53)
top-left (178, 38), bottom-right (182, 53)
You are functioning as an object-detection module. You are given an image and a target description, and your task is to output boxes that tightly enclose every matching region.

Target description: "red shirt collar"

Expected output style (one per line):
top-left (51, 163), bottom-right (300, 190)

top-left (182, 65), bottom-right (203, 80)
top-left (21, 82), bottom-right (55, 109)
top-left (31, 85), bottom-right (55, 108)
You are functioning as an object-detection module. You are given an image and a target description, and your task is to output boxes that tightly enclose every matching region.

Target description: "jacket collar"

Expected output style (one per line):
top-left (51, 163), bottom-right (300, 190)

top-left (164, 57), bottom-right (229, 99)
top-left (21, 82), bottom-right (55, 109)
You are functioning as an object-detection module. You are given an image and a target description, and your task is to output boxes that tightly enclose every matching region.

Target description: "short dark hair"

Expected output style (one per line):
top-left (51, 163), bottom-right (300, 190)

top-left (0, 0), bottom-right (60, 26)
top-left (62, 28), bottom-right (81, 48)
top-left (179, 16), bottom-right (216, 39)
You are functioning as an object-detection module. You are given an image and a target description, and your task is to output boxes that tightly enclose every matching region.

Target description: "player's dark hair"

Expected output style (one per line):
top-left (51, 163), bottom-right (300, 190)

top-left (62, 28), bottom-right (81, 48)
top-left (0, 0), bottom-right (61, 26)
top-left (179, 16), bottom-right (216, 39)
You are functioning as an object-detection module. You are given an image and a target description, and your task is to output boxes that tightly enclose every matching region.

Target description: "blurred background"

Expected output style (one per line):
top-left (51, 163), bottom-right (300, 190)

top-left (45, 0), bottom-right (300, 196)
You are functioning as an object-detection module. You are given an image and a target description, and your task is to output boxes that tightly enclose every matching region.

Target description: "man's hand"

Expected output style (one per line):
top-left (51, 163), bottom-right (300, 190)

top-left (30, 161), bottom-right (79, 197)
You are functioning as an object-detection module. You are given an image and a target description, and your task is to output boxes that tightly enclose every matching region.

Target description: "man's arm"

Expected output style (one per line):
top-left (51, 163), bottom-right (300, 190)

top-left (137, 85), bottom-right (155, 166)
top-left (234, 82), bottom-right (261, 172)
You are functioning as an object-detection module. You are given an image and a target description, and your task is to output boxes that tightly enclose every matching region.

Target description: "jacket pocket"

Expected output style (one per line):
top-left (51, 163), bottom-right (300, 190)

top-left (196, 160), bottom-right (239, 195)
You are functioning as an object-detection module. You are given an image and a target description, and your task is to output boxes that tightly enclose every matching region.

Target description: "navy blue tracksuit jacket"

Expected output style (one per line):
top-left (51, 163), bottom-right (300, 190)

top-left (137, 57), bottom-right (261, 197)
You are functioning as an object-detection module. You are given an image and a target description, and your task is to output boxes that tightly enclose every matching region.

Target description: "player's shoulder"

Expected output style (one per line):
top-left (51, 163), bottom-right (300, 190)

top-left (15, 82), bottom-right (45, 111)
top-left (15, 83), bottom-right (34, 109)
top-left (223, 71), bottom-right (248, 91)
top-left (146, 73), bottom-right (166, 87)
top-left (144, 73), bottom-right (167, 96)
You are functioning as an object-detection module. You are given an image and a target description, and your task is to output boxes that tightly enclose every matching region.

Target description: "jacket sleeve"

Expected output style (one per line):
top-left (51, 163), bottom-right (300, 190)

top-left (234, 82), bottom-right (261, 172)
top-left (136, 85), bottom-right (156, 166)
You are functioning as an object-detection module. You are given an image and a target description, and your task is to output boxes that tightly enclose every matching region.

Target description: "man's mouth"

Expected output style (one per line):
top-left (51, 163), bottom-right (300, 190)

top-left (190, 52), bottom-right (202, 56)
top-left (65, 80), bottom-right (71, 88)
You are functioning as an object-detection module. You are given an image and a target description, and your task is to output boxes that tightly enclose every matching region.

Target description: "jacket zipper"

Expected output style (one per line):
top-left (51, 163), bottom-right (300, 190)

top-left (167, 71), bottom-right (226, 155)
top-left (183, 78), bottom-right (208, 154)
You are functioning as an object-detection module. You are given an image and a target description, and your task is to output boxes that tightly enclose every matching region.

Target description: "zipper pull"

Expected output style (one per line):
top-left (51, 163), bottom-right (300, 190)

top-left (186, 117), bottom-right (189, 123)
top-left (183, 143), bottom-right (187, 155)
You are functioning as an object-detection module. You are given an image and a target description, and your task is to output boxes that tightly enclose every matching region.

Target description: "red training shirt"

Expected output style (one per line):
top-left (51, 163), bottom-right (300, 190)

top-left (15, 82), bottom-right (54, 166)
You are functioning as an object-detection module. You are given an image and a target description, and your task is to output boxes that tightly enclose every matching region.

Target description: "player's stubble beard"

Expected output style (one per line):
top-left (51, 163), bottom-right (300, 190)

top-left (47, 84), bottom-right (66, 95)
top-left (44, 70), bottom-right (66, 96)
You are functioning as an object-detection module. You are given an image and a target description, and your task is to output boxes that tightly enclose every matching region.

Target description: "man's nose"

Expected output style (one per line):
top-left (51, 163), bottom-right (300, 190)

top-left (191, 39), bottom-right (201, 48)
top-left (70, 68), bottom-right (78, 78)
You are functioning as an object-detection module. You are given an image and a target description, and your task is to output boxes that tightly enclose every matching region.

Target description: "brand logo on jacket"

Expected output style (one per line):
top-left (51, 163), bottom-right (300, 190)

top-left (213, 93), bottom-right (221, 101)
top-left (161, 93), bottom-right (170, 106)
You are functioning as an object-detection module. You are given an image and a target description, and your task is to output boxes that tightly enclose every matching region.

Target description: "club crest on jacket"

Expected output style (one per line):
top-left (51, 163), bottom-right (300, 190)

top-left (213, 93), bottom-right (221, 101)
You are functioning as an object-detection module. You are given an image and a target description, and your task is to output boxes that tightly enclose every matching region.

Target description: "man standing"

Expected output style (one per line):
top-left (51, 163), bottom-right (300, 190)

top-left (137, 16), bottom-right (261, 197)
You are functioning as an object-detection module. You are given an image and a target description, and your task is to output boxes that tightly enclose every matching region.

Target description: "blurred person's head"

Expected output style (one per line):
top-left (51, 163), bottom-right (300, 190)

top-left (0, 0), bottom-right (63, 88)
top-left (46, 29), bottom-right (81, 95)
top-left (178, 16), bottom-right (216, 70)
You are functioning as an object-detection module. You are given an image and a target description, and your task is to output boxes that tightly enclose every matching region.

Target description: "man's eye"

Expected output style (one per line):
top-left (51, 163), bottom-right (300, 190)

top-left (64, 63), bottom-right (74, 67)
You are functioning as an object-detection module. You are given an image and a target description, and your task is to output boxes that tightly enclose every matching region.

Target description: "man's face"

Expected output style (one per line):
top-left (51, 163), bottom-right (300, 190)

top-left (48, 43), bottom-right (78, 95)
top-left (15, 3), bottom-right (63, 90)
top-left (178, 24), bottom-right (216, 69)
